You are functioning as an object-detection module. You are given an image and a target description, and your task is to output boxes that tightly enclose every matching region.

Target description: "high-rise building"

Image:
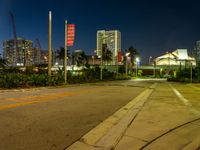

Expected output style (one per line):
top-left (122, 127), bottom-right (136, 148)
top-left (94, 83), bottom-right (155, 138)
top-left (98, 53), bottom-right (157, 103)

top-left (3, 38), bottom-right (33, 66)
top-left (193, 41), bottom-right (200, 65)
top-left (32, 47), bottom-right (41, 65)
top-left (97, 30), bottom-right (121, 65)
top-left (40, 50), bottom-right (48, 65)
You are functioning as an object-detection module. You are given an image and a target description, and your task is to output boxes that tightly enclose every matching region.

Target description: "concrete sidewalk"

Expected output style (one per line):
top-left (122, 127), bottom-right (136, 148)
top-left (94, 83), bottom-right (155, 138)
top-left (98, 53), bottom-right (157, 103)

top-left (67, 82), bottom-right (200, 150)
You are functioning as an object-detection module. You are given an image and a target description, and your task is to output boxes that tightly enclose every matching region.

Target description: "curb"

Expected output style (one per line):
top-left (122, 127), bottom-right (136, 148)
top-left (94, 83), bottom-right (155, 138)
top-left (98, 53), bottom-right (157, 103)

top-left (66, 83), bottom-right (156, 150)
top-left (0, 80), bottom-right (130, 93)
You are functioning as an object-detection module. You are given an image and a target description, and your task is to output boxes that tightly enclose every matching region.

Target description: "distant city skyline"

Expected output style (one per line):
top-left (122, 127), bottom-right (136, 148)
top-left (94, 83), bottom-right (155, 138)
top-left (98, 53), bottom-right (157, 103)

top-left (1, 0), bottom-right (200, 63)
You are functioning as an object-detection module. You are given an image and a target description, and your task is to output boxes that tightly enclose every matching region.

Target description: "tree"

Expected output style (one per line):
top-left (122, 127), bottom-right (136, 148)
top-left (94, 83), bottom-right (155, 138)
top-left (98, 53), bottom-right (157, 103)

top-left (102, 44), bottom-right (112, 65)
top-left (0, 54), bottom-right (7, 68)
top-left (56, 47), bottom-right (70, 66)
top-left (127, 46), bottom-right (139, 66)
top-left (72, 50), bottom-right (87, 66)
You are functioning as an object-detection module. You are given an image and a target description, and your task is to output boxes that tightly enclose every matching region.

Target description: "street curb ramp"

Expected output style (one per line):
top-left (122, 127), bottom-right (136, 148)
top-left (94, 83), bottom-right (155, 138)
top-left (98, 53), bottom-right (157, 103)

top-left (66, 84), bottom-right (157, 150)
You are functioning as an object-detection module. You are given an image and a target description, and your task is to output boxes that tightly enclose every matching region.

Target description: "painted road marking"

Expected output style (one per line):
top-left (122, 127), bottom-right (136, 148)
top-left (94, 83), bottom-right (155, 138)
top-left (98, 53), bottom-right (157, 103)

top-left (0, 86), bottom-right (111, 111)
top-left (170, 84), bottom-right (200, 116)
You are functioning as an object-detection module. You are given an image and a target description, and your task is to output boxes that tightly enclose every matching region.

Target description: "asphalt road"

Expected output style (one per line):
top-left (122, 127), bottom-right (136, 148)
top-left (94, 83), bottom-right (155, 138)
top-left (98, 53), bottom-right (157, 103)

top-left (0, 80), bottom-right (156, 150)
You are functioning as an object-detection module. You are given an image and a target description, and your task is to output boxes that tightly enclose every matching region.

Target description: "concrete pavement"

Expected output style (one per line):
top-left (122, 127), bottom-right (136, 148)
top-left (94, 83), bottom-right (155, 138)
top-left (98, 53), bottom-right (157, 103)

top-left (67, 82), bottom-right (200, 150)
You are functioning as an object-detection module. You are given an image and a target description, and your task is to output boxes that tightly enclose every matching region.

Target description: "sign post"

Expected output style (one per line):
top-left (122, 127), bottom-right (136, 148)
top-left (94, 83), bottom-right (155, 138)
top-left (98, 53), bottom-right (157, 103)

top-left (64, 22), bottom-right (75, 84)
top-left (64, 20), bottom-right (68, 84)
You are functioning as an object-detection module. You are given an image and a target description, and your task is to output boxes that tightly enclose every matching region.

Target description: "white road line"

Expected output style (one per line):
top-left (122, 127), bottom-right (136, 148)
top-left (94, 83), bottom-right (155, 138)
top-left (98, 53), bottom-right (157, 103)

top-left (170, 84), bottom-right (200, 116)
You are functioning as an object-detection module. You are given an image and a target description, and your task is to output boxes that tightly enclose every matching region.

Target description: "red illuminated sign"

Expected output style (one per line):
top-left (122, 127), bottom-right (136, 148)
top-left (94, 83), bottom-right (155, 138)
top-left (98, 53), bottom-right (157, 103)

top-left (118, 51), bottom-right (123, 62)
top-left (67, 24), bottom-right (75, 46)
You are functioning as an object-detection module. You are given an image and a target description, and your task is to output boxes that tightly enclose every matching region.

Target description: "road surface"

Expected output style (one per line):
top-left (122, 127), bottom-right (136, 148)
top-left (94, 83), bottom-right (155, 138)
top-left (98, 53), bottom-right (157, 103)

top-left (0, 80), bottom-right (154, 150)
top-left (0, 80), bottom-right (199, 150)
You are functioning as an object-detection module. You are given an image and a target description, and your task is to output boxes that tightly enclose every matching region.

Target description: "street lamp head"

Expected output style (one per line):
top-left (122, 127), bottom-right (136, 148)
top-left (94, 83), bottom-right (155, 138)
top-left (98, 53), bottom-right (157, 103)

top-left (126, 52), bottom-right (130, 57)
top-left (136, 57), bottom-right (140, 63)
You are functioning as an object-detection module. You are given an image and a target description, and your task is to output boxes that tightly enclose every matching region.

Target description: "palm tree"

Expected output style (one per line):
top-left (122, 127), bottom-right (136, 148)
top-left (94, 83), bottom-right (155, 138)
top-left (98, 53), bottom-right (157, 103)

top-left (56, 47), bottom-right (70, 66)
top-left (72, 50), bottom-right (87, 67)
top-left (127, 46), bottom-right (139, 66)
top-left (102, 44), bottom-right (112, 65)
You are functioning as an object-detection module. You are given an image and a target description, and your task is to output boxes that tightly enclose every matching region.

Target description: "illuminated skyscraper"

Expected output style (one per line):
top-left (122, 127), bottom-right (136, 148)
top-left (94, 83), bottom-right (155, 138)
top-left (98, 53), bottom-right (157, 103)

top-left (97, 30), bottom-right (121, 65)
top-left (193, 41), bottom-right (200, 65)
top-left (3, 38), bottom-right (33, 66)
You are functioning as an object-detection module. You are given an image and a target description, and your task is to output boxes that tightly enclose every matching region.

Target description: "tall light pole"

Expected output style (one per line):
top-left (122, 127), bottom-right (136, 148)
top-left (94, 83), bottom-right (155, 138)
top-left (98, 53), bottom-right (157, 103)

top-left (48, 11), bottom-right (52, 76)
top-left (64, 20), bottom-right (68, 84)
top-left (153, 61), bottom-right (156, 77)
top-left (135, 57), bottom-right (140, 78)
top-left (92, 56), bottom-right (95, 65)
top-left (149, 56), bottom-right (152, 65)
top-left (125, 52), bottom-right (130, 77)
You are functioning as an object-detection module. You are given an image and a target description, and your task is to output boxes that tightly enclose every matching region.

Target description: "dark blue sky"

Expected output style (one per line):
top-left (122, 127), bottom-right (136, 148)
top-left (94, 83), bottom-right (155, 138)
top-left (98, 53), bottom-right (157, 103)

top-left (1, 0), bottom-right (200, 62)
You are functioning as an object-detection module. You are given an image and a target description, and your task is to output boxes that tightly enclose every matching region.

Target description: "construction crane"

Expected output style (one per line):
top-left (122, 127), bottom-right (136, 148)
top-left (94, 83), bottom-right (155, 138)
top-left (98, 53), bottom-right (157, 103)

top-left (35, 38), bottom-right (42, 65)
top-left (36, 38), bottom-right (42, 51)
top-left (9, 12), bottom-right (18, 66)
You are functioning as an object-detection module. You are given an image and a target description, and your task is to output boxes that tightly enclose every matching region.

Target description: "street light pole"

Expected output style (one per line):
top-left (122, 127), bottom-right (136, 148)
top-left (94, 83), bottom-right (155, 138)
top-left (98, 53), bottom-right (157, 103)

top-left (92, 56), bottom-right (94, 65)
top-left (149, 56), bottom-right (152, 65)
top-left (153, 61), bottom-right (156, 77)
top-left (48, 11), bottom-right (52, 76)
top-left (135, 57), bottom-right (139, 78)
top-left (125, 53), bottom-right (130, 77)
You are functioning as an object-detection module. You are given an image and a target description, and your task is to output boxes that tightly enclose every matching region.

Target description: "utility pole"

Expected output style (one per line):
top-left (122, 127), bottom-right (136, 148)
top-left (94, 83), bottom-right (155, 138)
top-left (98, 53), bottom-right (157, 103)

top-left (48, 11), bottom-right (52, 76)
top-left (64, 20), bottom-right (68, 84)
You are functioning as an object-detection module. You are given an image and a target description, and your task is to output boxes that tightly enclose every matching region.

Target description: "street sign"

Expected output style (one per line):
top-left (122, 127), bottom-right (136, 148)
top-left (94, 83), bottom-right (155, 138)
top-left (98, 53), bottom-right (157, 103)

top-left (67, 24), bottom-right (75, 46)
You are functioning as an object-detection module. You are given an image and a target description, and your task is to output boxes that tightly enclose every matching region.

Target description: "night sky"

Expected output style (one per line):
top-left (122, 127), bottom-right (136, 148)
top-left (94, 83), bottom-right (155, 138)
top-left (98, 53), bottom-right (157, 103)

top-left (1, 0), bottom-right (200, 63)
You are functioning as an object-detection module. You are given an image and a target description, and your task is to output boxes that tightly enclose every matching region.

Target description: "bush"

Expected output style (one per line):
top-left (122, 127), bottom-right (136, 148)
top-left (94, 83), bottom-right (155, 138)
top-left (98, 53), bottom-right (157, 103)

top-left (0, 66), bottom-right (132, 89)
top-left (168, 67), bottom-right (200, 83)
